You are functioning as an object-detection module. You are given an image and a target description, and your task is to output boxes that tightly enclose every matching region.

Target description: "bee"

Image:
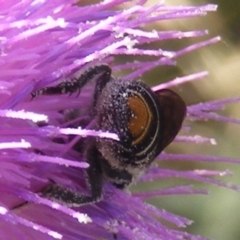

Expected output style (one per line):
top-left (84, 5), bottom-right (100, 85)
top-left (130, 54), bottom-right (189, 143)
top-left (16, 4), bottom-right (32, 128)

top-left (33, 65), bottom-right (186, 206)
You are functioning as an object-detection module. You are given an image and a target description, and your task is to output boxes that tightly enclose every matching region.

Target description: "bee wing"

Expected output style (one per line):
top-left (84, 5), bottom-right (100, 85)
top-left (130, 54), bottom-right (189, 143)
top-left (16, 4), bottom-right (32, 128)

top-left (155, 89), bottom-right (186, 152)
top-left (31, 65), bottom-right (112, 98)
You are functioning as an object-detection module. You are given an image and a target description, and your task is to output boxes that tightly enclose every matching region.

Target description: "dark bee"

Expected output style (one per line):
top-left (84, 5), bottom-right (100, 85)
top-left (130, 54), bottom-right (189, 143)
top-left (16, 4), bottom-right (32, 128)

top-left (33, 65), bottom-right (186, 206)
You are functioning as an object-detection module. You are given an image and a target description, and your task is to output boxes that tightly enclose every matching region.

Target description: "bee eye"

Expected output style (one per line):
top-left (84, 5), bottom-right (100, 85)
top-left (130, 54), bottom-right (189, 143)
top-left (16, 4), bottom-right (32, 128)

top-left (127, 94), bottom-right (152, 145)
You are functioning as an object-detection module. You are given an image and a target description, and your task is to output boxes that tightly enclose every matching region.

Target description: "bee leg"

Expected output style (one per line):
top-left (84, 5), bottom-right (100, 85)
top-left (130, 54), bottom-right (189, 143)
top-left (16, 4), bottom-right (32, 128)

top-left (43, 147), bottom-right (103, 206)
top-left (31, 64), bottom-right (112, 98)
top-left (12, 148), bottom-right (104, 209)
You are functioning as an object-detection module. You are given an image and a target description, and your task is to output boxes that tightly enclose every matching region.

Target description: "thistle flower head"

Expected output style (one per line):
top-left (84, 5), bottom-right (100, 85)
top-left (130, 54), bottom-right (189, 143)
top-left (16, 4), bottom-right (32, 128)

top-left (0, 1), bottom-right (239, 240)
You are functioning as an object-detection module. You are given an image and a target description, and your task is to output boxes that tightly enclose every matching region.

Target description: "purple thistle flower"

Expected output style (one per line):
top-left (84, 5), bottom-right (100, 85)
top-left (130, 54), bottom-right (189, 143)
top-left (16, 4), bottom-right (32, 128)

top-left (0, 1), bottom-right (239, 239)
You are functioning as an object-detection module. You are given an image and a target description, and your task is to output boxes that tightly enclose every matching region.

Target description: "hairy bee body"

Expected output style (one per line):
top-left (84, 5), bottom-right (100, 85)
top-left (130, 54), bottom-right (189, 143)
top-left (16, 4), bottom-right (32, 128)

top-left (32, 65), bottom-right (186, 205)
